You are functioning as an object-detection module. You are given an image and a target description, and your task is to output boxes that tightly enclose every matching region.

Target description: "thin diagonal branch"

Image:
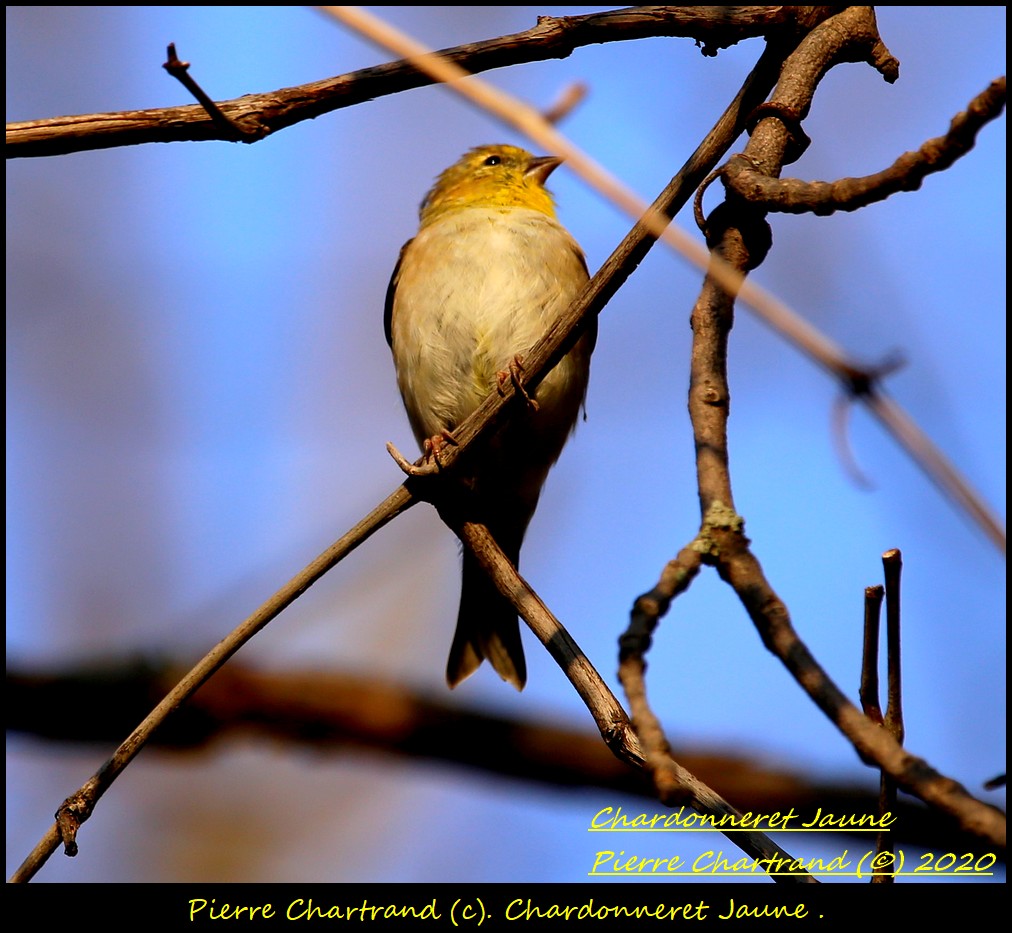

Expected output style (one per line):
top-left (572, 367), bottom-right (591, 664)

top-left (453, 522), bottom-right (817, 884)
top-left (8, 484), bottom-right (415, 882)
top-left (863, 389), bottom-right (1005, 553)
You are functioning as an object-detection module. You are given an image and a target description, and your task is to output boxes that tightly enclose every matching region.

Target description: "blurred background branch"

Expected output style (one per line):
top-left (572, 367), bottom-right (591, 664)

top-left (7, 659), bottom-right (999, 859)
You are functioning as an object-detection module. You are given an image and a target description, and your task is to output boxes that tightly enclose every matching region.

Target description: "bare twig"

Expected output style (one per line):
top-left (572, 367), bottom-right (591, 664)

top-left (612, 546), bottom-right (825, 876)
top-left (686, 207), bottom-right (1003, 844)
top-left (719, 531), bottom-right (1004, 847)
top-left (454, 522), bottom-right (635, 754)
top-left (881, 549), bottom-right (904, 746)
top-left (161, 43), bottom-right (260, 141)
top-left (619, 549), bottom-right (703, 796)
top-left (541, 81), bottom-right (588, 125)
top-left (860, 585), bottom-right (885, 725)
top-left (870, 549), bottom-right (905, 883)
top-left (860, 578), bottom-right (892, 883)
top-left (620, 547), bottom-right (703, 664)
top-left (832, 394), bottom-right (876, 490)
top-left (829, 353), bottom-right (904, 492)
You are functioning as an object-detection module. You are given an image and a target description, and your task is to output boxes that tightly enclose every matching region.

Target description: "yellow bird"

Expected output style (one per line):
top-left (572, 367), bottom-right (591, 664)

top-left (385, 144), bottom-right (595, 689)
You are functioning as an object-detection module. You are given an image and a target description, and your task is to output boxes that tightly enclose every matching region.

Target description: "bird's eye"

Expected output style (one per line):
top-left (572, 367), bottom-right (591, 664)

top-left (483, 155), bottom-right (502, 166)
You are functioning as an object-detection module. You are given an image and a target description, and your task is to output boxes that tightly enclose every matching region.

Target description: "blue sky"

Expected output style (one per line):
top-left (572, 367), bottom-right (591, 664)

top-left (6, 6), bottom-right (1005, 883)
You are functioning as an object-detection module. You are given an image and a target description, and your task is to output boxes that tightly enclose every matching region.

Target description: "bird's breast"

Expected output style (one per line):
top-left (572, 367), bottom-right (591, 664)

top-left (390, 208), bottom-right (590, 449)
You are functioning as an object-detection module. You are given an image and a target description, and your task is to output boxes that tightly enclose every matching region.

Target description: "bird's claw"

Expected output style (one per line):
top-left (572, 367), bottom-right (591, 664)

top-left (423, 430), bottom-right (459, 464)
top-left (497, 355), bottom-right (540, 412)
top-left (387, 441), bottom-right (435, 477)
top-left (387, 430), bottom-right (459, 477)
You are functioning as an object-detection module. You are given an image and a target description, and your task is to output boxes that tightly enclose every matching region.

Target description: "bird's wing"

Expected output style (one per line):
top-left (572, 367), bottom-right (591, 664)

top-left (383, 238), bottom-right (413, 349)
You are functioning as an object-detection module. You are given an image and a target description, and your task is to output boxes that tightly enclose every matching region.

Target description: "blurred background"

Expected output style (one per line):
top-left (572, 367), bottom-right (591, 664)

top-left (6, 6), bottom-right (1005, 883)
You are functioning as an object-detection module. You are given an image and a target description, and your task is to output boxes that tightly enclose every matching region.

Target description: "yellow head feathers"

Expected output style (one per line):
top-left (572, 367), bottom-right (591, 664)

top-left (419, 144), bottom-right (562, 226)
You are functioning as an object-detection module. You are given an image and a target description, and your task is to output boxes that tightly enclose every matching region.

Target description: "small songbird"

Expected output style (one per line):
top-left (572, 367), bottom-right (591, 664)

top-left (385, 144), bottom-right (595, 690)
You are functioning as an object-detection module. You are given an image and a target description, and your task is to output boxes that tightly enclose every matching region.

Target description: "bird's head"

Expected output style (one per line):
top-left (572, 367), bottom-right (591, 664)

top-left (419, 145), bottom-right (562, 226)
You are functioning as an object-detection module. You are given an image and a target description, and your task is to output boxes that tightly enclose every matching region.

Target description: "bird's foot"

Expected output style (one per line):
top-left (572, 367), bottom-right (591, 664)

top-left (387, 441), bottom-right (432, 477)
top-left (386, 430), bottom-right (459, 477)
top-left (497, 355), bottom-right (540, 412)
top-left (388, 429), bottom-right (458, 477)
top-left (423, 429), bottom-right (458, 464)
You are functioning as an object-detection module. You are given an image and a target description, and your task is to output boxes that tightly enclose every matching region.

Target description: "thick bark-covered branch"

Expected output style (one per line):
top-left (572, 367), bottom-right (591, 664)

top-left (7, 5), bottom-right (817, 158)
top-left (722, 77), bottom-right (1006, 214)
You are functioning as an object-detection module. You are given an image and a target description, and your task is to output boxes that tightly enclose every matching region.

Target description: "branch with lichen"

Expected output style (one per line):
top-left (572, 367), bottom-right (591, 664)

top-left (617, 6), bottom-right (1004, 852)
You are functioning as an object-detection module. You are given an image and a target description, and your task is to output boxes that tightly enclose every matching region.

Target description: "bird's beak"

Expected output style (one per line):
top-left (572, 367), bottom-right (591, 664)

top-left (526, 155), bottom-right (563, 185)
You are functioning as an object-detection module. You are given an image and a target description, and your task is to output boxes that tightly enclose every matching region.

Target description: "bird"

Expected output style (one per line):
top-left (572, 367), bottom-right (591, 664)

top-left (384, 144), bottom-right (595, 690)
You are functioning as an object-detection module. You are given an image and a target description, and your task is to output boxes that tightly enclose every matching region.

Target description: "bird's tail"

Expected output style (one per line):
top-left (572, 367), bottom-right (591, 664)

top-left (446, 544), bottom-right (526, 691)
